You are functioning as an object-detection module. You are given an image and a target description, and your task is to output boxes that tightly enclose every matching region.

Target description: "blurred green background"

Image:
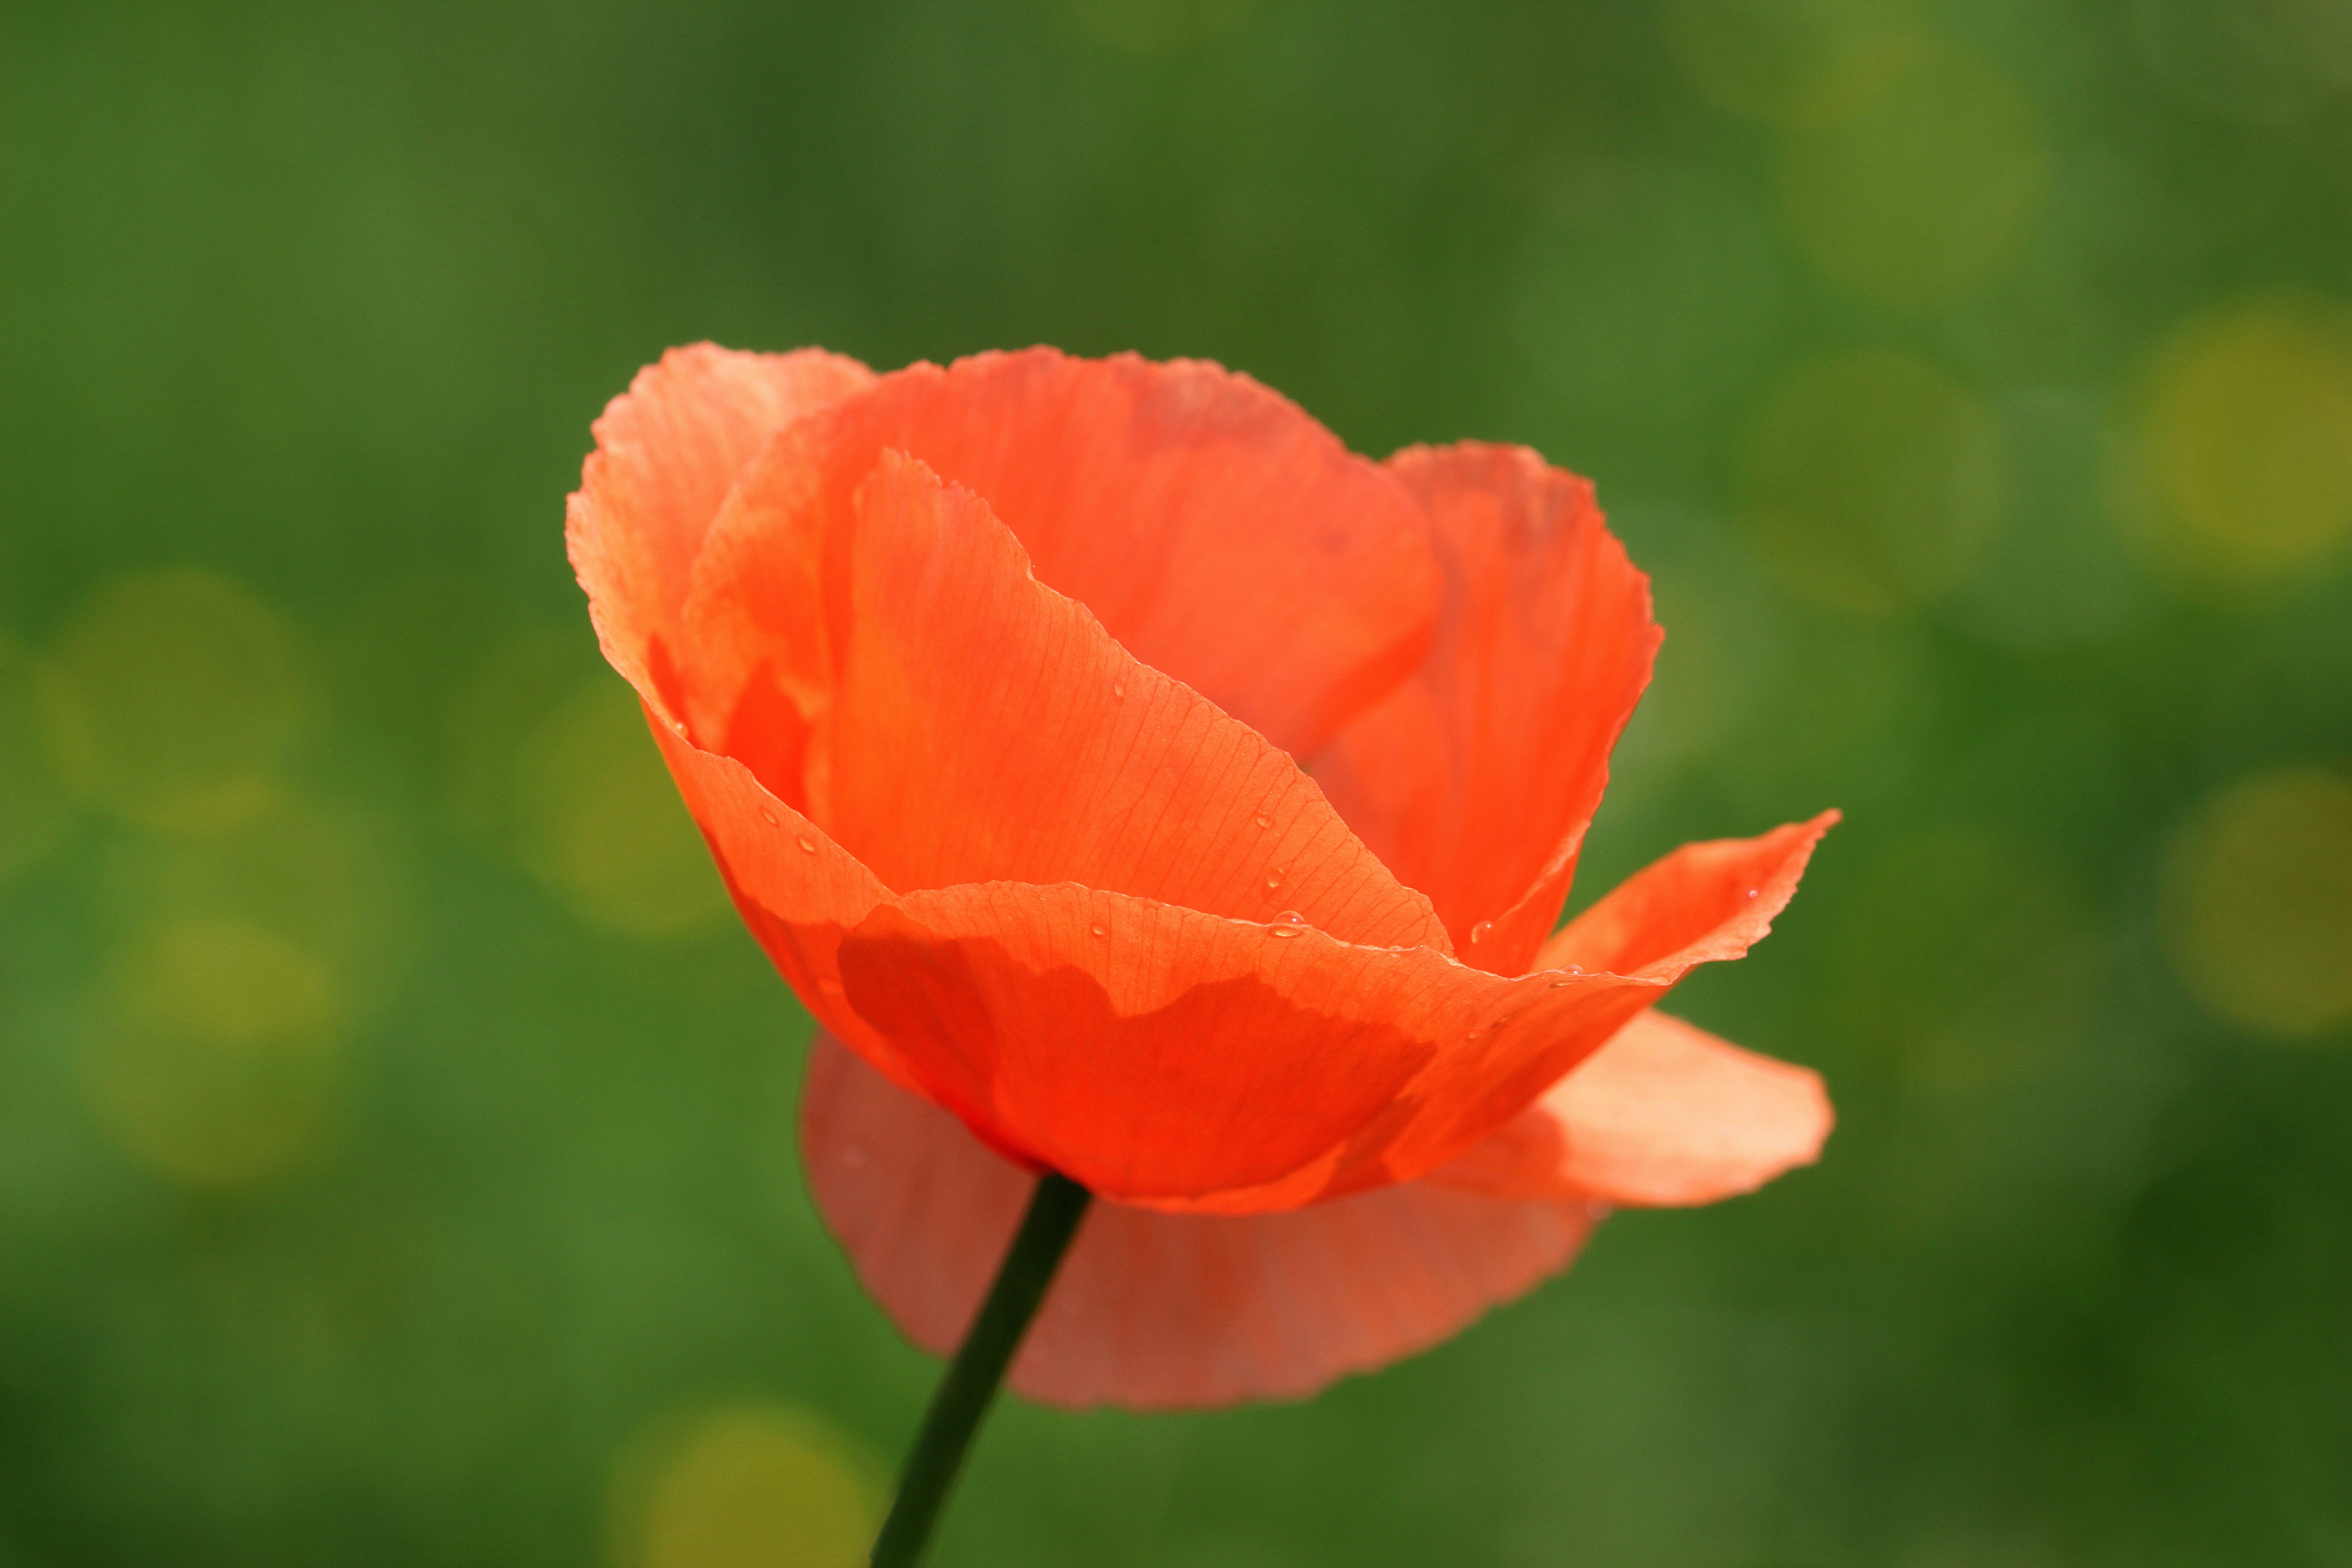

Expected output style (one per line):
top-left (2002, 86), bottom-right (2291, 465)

top-left (4, 0), bottom-right (2350, 1563)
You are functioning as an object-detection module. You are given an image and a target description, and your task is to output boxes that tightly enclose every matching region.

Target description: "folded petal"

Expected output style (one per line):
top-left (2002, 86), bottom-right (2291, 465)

top-left (1536, 811), bottom-right (1841, 978)
top-left (642, 706), bottom-right (939, 1097)
top-left (693, 447), bottom-right (1449, 948)
top-left (835, 880), bottom-right (1667, 1212)
top-left (802, 1032), bottom-right (1605, 1411)
top-left (567, 344), bottom-right (873, 716)
top-left (683, 348), bottom-right (1443, 760)
top-left (1313, 444), bottom-right (1660, 975)
top-left (1428, 1009), bottom-right (1832, 1208)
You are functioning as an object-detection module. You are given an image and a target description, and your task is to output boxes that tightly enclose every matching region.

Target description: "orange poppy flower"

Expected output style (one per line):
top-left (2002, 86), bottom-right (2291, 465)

top-left (568, 344), bottom-right (1836, 1410)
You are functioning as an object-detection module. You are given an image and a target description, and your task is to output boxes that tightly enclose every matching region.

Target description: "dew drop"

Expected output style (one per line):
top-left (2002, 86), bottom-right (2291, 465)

top-left (1089, 923), bottom-right (1108, 939)
top-left (1264, 865), bottom-right (1287, 891)
top-left (1549, 978), bottom-right (1575, 988)
top-left (796, 833), bottom-right (818, 853)
top-left (1745, 887), bottom-right (1759, 898)
top-left (1469, 919), bottom-right (1495, 944)
top-left (1254, 813), bottom-right (1273, 829)
top-left (1267, 910), bottom-right (1308, 938)
top-left (758, 806), bottom-right (779, 826)
top-left (1111, 681), bottom-right (1127, 701)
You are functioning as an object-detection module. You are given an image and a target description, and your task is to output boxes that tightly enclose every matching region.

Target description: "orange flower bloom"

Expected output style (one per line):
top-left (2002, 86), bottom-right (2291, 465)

top-left (569, 345), bottom-right (1836, 1410)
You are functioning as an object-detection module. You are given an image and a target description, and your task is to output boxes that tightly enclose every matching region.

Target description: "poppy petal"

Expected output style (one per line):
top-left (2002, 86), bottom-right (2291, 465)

top-left (834, 879), bottom-right (1667, 1212)
top-left (1318, 811), bottom-right (1840, 1200)
top-left (1535, 811), bottom-right (1841, 978)
top-left (640, 706), bottom-right (949, 1097)
top-left (683, 348), bottom-right (1443, 760)
top-left (1311, 443), bottom-right (1658, 975)
top-left (693, 447), bottom-right (1450, 948)
top-left (802, 1032), bottom-right (1605, 1411)
top-left (1427, 1009), bottom-right (1832, 1207)
top-left (567, 344), bottom-right (874, 716)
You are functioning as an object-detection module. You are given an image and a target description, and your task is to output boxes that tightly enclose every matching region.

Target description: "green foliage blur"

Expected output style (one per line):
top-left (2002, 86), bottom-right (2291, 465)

top-left (5, 0), bottom-right (2351, 1563)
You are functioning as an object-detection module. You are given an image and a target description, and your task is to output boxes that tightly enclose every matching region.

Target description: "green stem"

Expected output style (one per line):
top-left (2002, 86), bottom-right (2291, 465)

top-left (869, 1171), bottom-right (1093, 1568)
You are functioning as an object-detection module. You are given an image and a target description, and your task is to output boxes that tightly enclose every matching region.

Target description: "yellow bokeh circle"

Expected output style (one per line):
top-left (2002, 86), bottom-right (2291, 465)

top-left (1661, 0), bottom-right (1931, 126)
top-left (2162, 768), bottom-right (2352, 1040)
top-left (612, 1403), bottom-right (875, 1568)
top-left (514, 676), bottom-right (729, 938)
top-left (1737, 349), bottom-right (2009, 614)
top-left (82, 916), bottom-right (346, 1185)
top-left (37, 569), bottom-right (309, 833)
top-left (95, 793), bottom-right (413, 1017)
top-left (2136, 298), bottom-right (2352, 586)
top-left (1776, 39), bottom-right (2048, 307)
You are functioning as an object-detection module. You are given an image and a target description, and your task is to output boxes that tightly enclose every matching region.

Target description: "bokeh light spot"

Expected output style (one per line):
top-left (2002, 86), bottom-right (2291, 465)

top-left (0, 632), bottom-right (74, 882)
top-left (1661, 0), bottom-right (1929, 125)
top-left (36, 569), bottom-right (309, 833)
top-left (83, 917), bottom-right (345, 1186)
top-left (1776, 39), bottom-right (2048, 307)
top-left (515, 677), bottom-right (728, 938)
top-left (440, 627), bottom-right (598, 847)
top-left (615, 1403), bottom-right (874, 1568)
top-left (2162, 769), bottom-right (2352, 1039)
top-left (1945, 391), bottom-right (2146, 649)
top-left (95, 794), bottom-right (414, 1018)
top-left (2131, 0), bottom-right (2352, 125)
top-left (2135, 298), bottom-right (2352, 587)
top-left (1737, 349), bottom-right (2009, 614)
top-left (1603, 526), bottom-right (1791, 801)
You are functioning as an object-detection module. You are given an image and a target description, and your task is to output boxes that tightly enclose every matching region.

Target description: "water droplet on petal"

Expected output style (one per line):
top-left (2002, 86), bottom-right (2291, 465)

top-left (1111, 681), bottom-right (1126, 701)
top-left (1267, 910), bottom-right (1308, 938)
top-left (1264, 866), bottom-right (1287, 891)
top-left (796, 834), bottom-right (818, 853)
top-left (758, 806), bottom-right (779, 826)
top-left (1088, 923), bottom-right (1107, 938)
top-left (1549, 978), bottom-right (1575, 988)
top-left (1470, 919), bottom-right (1495, 943)
top-left (1253, 813), bottom-right (1273, 829)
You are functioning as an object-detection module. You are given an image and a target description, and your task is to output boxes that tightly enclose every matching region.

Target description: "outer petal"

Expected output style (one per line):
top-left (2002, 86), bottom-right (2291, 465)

top-left (690, 448), bottom-right (1449, 948)
top-left (1536, 811), bottom-right (1840, 978)
top-left (566, 344), bottom-right (874, 715)
top-left (1202, 812), bottom-right (1840, 1208)
top-left (1428, 1009), bottom-right (1833, 1208)
top-left (802, 1033), bottom-right (1604, 1411)
top-left (1311, 443), bottom-right (1659, 975)
top-left (643, 709), bottom-right (941, 1093)
top-left (832, 825), bottom-right (1846, 1213)
top-left (836, 880), bottom-right (1665, 1210)
top-left (681, 348), bottom-right (1443, 760)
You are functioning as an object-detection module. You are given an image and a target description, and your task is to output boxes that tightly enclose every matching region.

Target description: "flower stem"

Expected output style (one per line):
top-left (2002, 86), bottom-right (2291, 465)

top-left (869, 1171), bottom-right (1093, 1568)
